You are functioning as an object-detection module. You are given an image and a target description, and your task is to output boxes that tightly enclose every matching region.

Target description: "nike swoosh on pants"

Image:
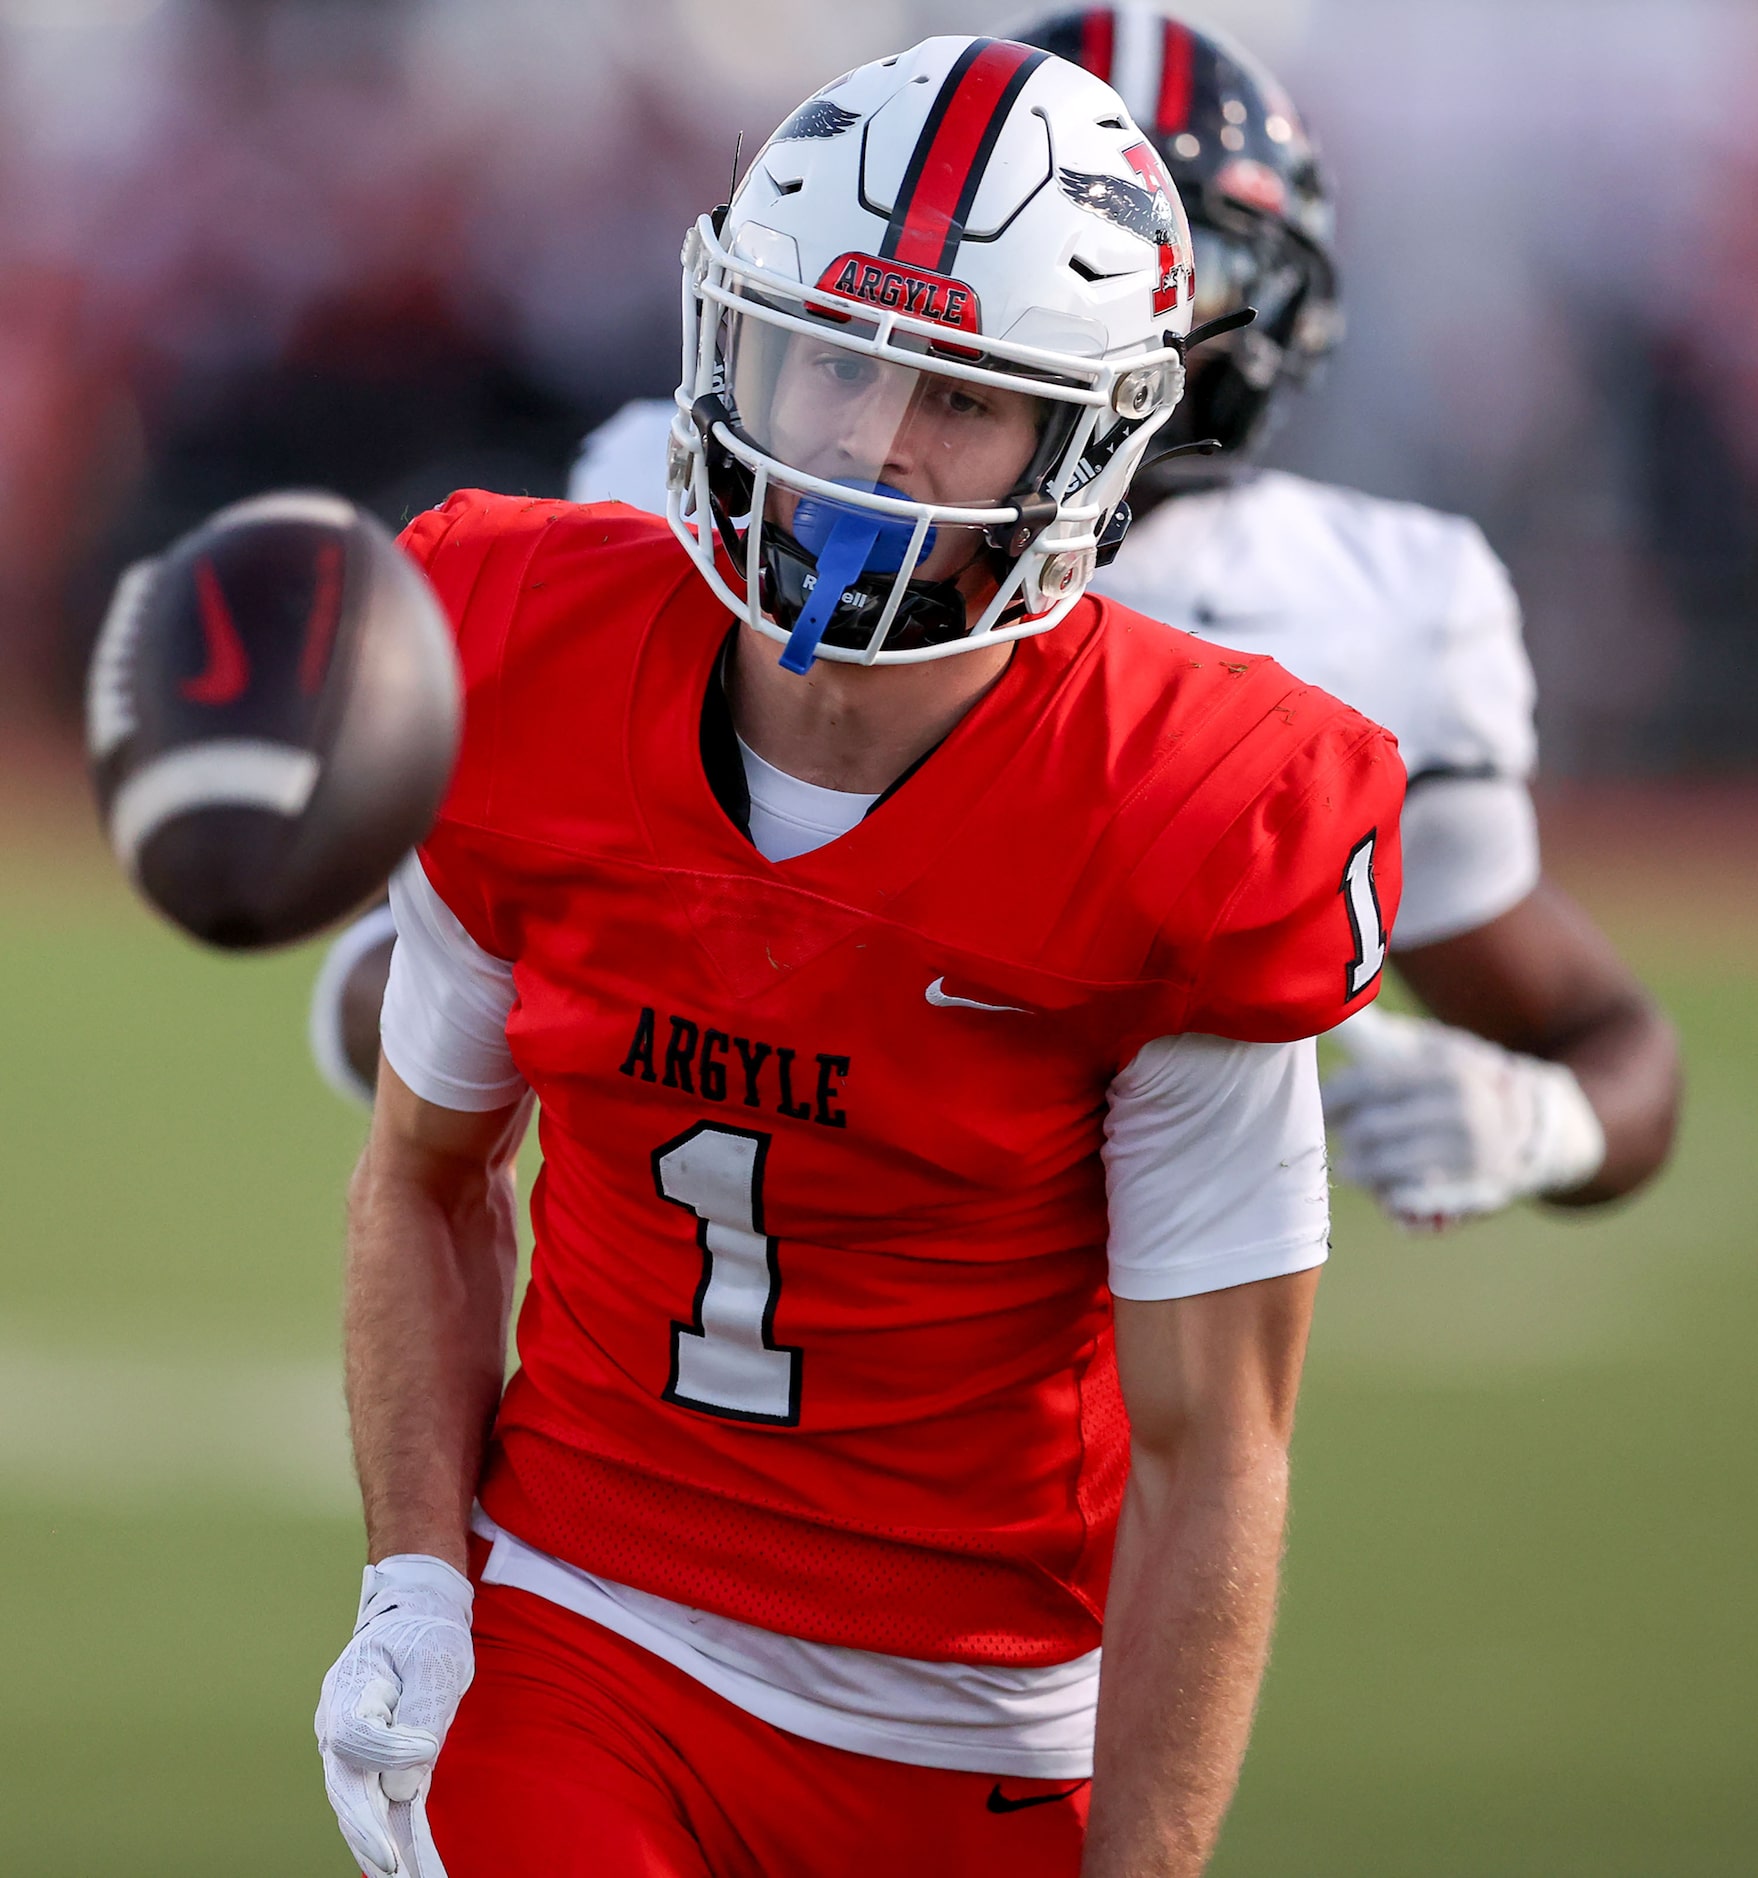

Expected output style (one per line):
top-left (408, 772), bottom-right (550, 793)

top-left (985, 1781), bottom-right (1088, 1814)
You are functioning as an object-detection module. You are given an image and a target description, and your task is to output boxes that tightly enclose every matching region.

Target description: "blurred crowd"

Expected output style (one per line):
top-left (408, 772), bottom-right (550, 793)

top-left (0, 0), bottom-right (1753, 774)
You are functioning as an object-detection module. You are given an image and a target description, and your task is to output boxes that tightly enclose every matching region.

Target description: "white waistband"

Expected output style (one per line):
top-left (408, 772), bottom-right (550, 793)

top-left (472, 1511), bottom-right (1100, 1779)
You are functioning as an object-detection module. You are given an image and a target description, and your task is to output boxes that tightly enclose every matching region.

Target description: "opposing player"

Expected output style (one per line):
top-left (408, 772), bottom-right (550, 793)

top-left (548, 6), bottom-right (1680, 1232)
top-left (314, 37), bottom-right (1403, 1878)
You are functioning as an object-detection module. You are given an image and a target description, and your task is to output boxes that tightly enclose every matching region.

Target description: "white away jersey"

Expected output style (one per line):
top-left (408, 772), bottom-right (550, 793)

top-left (1094, 471), bottom-right (1540, 947)
top-left (569, 400), bottom-right (1542, 950)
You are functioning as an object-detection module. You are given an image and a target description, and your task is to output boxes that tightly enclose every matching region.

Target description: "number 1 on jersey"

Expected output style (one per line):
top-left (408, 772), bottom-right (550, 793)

top-left (653, 1122), bottom-right (803, 1425)
top-left (1341, 830), bottom-right (1387, 997)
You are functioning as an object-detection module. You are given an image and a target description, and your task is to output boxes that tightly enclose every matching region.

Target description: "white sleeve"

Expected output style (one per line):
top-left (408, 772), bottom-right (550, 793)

top-left (1391, 774), bottom-right (1541, 950)
top-left (1420, 522), bottom-right (1538, 784)
top-left (1104, 1035), bottom-right (1330, 1301)
top-left (1387, 522), bottom-right (1542, 948)
top-left (379, 854), bottom-right (525, 1112)
top-left (565, 397), bottom-right (677, 513)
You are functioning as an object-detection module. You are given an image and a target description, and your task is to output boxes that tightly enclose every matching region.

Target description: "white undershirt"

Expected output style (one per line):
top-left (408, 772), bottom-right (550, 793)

top-left (380, 738), bottom-right (1330, 1777)
top-left (470, 1508), bottom-right (1105, 1778)
top-left (737, 734), bottom-right (879, 860)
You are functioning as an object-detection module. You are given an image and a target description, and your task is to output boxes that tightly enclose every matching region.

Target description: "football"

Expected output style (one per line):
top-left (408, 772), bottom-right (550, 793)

top-left (86, 490), bottom-right (460, 950)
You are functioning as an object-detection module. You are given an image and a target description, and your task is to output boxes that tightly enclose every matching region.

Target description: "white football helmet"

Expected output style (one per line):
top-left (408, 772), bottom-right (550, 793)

top-left (669, 34), bottom-right (1195, 669)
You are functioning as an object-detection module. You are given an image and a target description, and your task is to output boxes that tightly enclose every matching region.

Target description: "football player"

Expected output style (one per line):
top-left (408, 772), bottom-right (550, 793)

top-left (544, 6), bottom-right (1682, 1233)
top-left (314, 36), bottom-right (1404, 1878)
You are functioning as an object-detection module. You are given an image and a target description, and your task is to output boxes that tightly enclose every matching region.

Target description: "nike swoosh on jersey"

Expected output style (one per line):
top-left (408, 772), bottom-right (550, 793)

top-left (924, 977), bottom-right (1029, 1013)
top-left (986, 1782), bottom-right (1088, 1814)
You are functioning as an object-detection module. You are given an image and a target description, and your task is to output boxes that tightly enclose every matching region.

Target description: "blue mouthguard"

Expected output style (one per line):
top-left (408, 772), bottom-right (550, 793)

top-left (778, 482), bottom-right (937, 674)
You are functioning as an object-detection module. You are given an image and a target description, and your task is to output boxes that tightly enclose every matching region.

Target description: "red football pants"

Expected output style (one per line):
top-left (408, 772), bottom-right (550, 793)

top-left (423, 1577), bottom-right (1090, 1876)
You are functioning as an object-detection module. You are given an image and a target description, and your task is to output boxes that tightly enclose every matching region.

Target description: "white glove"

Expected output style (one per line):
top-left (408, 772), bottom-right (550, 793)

top-left (1325, 1006), bottom-right (1606, 1231)
top-left (316, 1554), bottom-right (474, 1878)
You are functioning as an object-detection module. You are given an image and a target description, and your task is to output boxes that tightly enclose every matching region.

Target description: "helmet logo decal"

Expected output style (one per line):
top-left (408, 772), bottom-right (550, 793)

top-left (772, 98), bottom-right (860, 143)
top-left (880, 38), bottom-right (1049, 275)
top-left (1059, 142), bottom-right (1189, 314)
top-left (818, 253), bottom-right (981, 332)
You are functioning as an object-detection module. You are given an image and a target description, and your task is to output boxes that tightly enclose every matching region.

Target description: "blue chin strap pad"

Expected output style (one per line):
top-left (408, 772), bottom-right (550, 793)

top-left (778, 482), bottom-right (937, 675)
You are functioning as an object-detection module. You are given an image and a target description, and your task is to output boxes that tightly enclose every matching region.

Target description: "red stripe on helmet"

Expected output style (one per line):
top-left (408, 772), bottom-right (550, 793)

top-left (1080, 9), bottom-right (1116, 83)
top-left (1156, 19), bottom-right (1195, 134)
top-left (883, 39), bottom-right (1047, 275)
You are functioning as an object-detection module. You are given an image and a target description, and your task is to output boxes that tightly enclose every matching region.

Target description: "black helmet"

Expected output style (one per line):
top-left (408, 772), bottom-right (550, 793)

top-left (1017, 6), bottom-right (1340, 458)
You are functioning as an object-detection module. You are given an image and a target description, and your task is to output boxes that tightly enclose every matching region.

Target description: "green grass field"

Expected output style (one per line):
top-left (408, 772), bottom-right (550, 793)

top-left (2, 792), bottom-right (1753, 1875)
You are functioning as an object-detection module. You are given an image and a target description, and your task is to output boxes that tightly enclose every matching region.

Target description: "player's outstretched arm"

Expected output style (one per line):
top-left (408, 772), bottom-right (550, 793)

top-left (1083, 1270), bottom-right (1319, 1878)
top-left (316, 1065), bottom-right (529, 1876)
top-left (1328, 881), bottom-right (1680, 1227)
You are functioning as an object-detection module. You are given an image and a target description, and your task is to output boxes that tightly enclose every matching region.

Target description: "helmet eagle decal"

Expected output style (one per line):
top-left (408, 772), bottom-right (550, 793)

top-left (1058, 143), bottom-right (1190, 312)
top-left (773, 98), bottom-right (861, 143)
top-left (1058, 165), bottom-right (1179, 246)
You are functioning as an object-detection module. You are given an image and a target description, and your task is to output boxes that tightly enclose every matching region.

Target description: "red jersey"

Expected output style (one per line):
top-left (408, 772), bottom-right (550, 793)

top-left (404, 490), bottom-right (1403, 1667)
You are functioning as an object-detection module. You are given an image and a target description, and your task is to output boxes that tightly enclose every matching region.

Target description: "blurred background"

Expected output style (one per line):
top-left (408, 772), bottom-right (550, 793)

top-left (0, 0), bottom-right (1753, 1873)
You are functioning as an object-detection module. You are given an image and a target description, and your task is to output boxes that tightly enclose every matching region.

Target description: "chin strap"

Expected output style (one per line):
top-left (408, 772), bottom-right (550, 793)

top-left (1134, 307), bottom-right (1261, 476)
top-left (1139, 437), bottom-right (1225, 471)
top-left (1175, 305), bottom-right (1259, 355)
